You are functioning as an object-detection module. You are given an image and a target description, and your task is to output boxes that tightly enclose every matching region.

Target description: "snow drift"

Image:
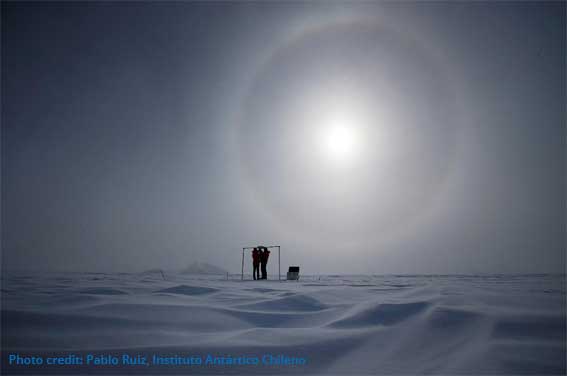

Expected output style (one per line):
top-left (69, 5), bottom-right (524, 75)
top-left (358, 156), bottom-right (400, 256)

top-left (1, 273), bottom-right (565, 374)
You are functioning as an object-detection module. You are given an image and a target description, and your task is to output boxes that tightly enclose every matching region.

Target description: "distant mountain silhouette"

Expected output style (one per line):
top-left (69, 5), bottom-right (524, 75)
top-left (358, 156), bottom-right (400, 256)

top-left (140, 268), bottom-right (165, 275)
top-left (180, 262), bottom-right (228, 275)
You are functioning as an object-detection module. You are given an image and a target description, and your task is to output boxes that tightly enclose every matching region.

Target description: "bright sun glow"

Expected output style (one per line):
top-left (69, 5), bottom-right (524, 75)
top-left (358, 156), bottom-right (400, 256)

top-left (317, 109), bottom-right (361, 166)
top-left (324, 125), bottom-right (356, 160)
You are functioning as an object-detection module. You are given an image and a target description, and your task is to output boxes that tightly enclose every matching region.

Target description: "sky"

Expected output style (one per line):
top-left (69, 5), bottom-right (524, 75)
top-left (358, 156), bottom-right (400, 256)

top-left (2, 2), bottom-right (565, 274)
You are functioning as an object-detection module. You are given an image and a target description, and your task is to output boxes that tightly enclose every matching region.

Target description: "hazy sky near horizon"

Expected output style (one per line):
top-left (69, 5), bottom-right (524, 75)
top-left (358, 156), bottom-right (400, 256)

top-left (3, 2), bottom-right (565, 274)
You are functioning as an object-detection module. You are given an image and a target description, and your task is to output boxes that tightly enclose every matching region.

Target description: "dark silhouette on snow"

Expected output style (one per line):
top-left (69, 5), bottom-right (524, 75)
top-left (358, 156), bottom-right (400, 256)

top-left (252, 247), bottom-right (261, 280)
top-left (260, 246), bottom-right (270, 279)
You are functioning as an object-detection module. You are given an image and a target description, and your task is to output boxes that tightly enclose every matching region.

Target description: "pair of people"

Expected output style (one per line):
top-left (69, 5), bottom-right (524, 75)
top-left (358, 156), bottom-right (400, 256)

top-left (252, 246), bottom-right (270, 280)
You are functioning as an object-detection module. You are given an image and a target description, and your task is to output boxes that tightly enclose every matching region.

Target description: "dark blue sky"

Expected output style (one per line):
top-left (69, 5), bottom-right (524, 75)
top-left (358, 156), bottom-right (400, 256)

top-left (2, 2), bottom-right (565, 274)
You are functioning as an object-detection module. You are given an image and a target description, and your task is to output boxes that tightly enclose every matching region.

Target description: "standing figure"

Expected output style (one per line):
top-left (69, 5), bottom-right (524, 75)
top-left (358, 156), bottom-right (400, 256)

top-left (260, 246), bottom-right (270, 279)
top-left (252, 247), bottom-right (260, 280)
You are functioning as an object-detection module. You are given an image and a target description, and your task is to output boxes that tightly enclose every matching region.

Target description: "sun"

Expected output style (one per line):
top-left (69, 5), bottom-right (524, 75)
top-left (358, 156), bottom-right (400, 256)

top-left (318, 109), bottom-right (361, 165)
top-left (325, 125), bottom-right (356, 159)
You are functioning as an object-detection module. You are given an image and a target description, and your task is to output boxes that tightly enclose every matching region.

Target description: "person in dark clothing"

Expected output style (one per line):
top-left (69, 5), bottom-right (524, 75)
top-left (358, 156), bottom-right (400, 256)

top-left (260, 247), bottom-right (270, 279)
top-left (252, 248), bottom-right (260, 280)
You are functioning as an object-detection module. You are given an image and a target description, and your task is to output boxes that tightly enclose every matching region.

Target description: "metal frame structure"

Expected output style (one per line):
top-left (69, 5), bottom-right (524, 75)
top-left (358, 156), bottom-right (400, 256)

top-left (241, 245), bottom-right (281, 281)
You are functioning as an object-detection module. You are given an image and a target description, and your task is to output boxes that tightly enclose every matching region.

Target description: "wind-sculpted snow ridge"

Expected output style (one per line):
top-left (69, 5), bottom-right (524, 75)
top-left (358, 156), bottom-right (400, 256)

top-left (236, 294), bottom-right (328, 312)
top-left (155, 284), bottom-right (218, 296)
top-left (1, 273), bottom-right (565, 374)
top-left (79, 288), bottom-right (129, 295)
top-left (328, 300), bottom-right (430, 328)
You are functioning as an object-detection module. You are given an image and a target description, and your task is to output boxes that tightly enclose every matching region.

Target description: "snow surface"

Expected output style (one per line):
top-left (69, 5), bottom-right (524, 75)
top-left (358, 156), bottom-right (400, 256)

top-left (2, 272), bottom-right (565, 374)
